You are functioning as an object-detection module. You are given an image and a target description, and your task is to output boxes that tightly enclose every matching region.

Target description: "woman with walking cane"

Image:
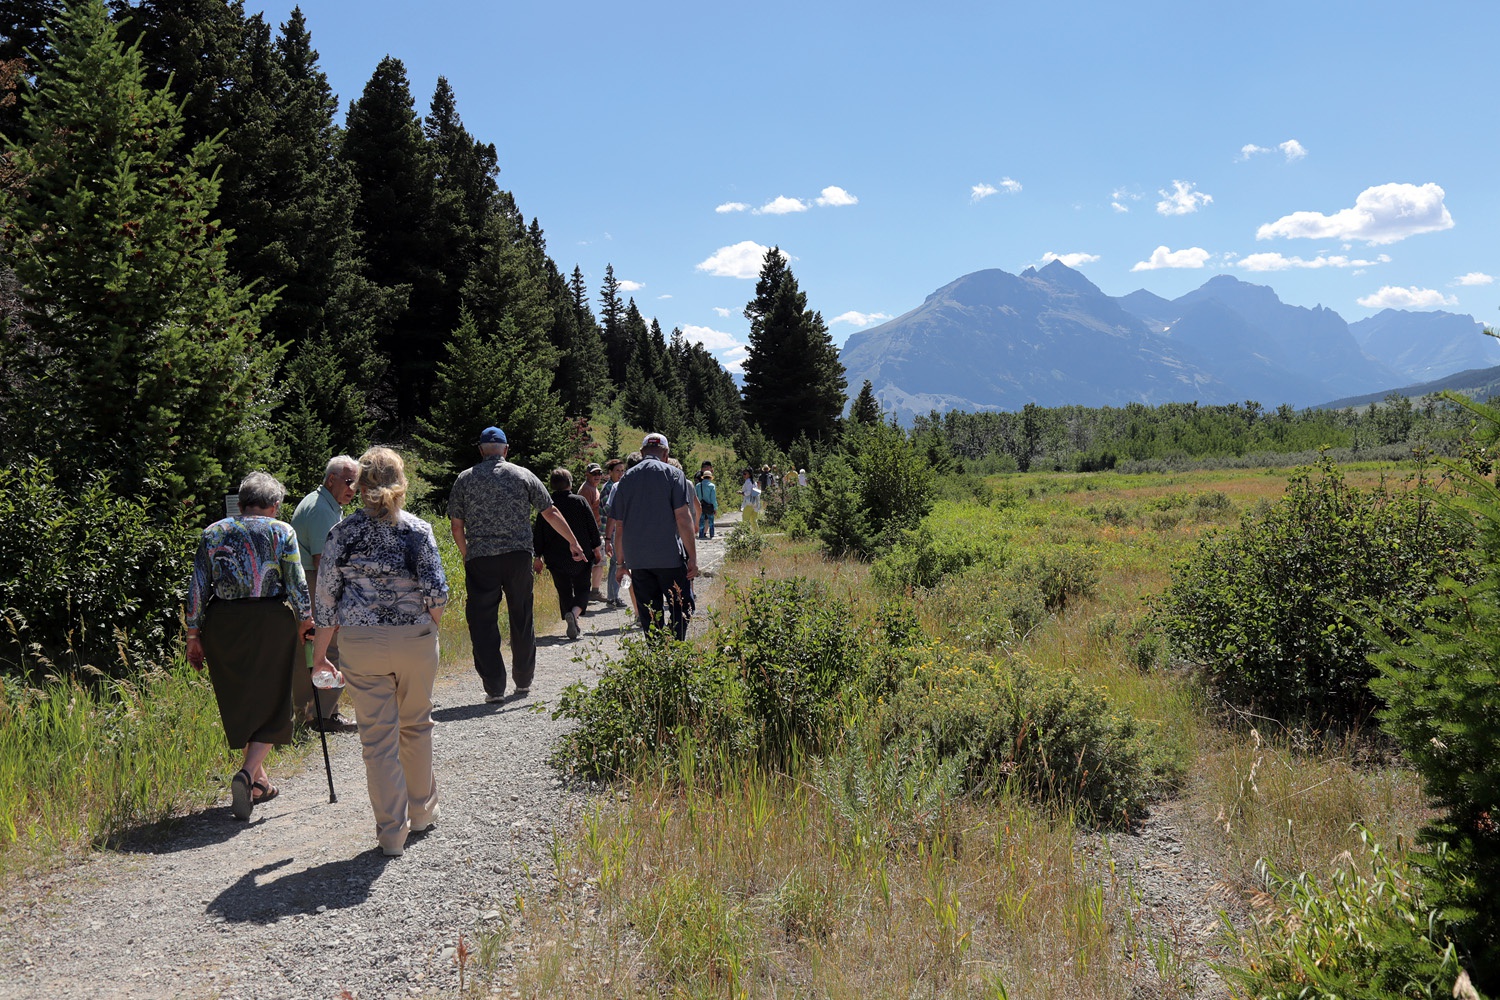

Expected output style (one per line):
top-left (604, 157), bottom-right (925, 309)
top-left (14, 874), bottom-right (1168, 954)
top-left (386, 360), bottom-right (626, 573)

top-left (184, 471), bottom-right (313, 821)
top-left (310, 447), bottom-right (448, 858)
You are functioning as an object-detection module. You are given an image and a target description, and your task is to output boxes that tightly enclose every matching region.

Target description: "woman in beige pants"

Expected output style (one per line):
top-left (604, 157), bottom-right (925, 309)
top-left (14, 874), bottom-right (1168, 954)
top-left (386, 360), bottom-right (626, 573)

top-left (311, 447), bottom-right (449, 857)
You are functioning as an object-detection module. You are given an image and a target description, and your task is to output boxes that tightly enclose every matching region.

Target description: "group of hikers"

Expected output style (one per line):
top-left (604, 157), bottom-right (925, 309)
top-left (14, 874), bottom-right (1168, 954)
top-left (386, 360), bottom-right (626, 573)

top-left (183, 426), bottom-right (706, 858)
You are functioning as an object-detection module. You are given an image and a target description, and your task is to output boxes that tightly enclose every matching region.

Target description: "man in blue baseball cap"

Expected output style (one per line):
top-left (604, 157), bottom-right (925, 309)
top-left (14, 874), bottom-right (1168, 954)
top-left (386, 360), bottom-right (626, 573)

top-left (449, 425), bottom-right (585, 702)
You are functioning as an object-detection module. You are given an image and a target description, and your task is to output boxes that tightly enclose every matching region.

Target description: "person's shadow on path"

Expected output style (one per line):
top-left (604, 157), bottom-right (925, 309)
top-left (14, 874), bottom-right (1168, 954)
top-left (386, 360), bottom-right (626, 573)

top-left (206, 853), bottom-right (393, 924)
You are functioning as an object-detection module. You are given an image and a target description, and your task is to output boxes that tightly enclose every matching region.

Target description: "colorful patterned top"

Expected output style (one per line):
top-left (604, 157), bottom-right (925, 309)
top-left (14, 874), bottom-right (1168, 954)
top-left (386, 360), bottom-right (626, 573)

top-left (186, 516), bottom-right (312, 629)
top-left (315, 509), bottom-right (449, 627)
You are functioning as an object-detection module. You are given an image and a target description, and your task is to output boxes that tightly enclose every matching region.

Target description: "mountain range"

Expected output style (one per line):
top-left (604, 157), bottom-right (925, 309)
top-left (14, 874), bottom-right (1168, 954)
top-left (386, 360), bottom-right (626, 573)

top-left (838, 262), bottom-right (1498, 422)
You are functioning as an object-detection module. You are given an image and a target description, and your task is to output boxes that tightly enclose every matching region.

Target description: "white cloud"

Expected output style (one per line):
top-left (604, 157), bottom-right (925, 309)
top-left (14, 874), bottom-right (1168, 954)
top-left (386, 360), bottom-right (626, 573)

top-left (713, 306), bottom-right (733, 318)
top-left (1455, 272), bottom-right (1495, 286)
top-left (1238, 252), bottom-right (1390, 272)
top-left (1279, 139), bottom-right (1307, 161)
top-left (1042, 251), bottom-right (1101, 268)
top-left (754, 196), bottom-right (808, 215)
top-left (1111, 187), bottom-right (1143, 213)
top-left (1238, 143), bottom-right (1271, 160)
top-left (1257, 182), bottom-right (1454, 245)
top-left (1156, 180), bottom-right (1213, 216)
top-left (971, 177), bottom-right (1021, 202)
top-left (617, 279), bottom-right (644, 292)
top-left (696, 241), bottom-right (772, 279)
top-left (679, 324), bottom-right (748, 354)
top-left (830, 311), bottom-right (893, 327)
top-left (657, 294), bottom-right (672, 300)
top-left (715, 202), bottom-right (749, 214)
top-left (1357, 286), bottom-right (1458, 310)
top-left (815, 185), bottom-right (858, 207)
top-left (1131, 246), bottom-right (1212, 271)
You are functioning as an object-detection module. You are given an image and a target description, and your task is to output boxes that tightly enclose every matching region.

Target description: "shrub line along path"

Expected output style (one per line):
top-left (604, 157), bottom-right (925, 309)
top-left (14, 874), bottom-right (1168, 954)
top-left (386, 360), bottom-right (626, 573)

top-left (0, 517), bottom-right (737, 1000)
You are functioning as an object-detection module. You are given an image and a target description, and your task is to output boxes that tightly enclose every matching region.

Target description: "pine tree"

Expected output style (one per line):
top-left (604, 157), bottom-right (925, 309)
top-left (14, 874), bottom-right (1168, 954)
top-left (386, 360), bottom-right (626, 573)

top-left (741, 247), bottom-right (847, 449)
top-left (424, 76), bottom-right (496, 342)
top-left (0, 0), bottom-right (64, 141)
top-left (850, 379), bottom-right (881, 425)
top-left (415, 310), bottom-right (571, 505)
top-left (598, 263), bottom-right (630, 383)
top-left (0, 0), bottom-right (279, 511)
top-left (341, 55), bottom-right (437, 425)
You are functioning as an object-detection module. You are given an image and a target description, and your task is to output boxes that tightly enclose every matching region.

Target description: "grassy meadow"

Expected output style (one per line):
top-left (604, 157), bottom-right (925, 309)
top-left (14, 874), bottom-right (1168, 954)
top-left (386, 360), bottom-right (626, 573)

top-left (478, 461), bottom-right (1434, 999)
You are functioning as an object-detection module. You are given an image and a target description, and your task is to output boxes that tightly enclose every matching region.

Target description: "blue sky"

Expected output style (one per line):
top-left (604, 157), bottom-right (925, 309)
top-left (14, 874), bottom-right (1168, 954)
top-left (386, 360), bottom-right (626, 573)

top-left (251, 0), bottom-right (1499, 374)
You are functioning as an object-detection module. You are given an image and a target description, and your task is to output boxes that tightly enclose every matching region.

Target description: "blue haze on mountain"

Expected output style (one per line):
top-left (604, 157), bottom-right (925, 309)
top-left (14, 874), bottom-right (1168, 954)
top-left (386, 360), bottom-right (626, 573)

top-left (838, 262), bottom-right (1484, 422)
top-left (1349, 309), bottom-right (1499, 382)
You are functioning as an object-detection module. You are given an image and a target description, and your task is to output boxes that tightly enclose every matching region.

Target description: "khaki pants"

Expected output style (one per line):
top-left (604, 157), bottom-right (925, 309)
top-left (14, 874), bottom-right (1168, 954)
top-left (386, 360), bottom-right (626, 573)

top-left (339, 622), bottom-right (440, 854)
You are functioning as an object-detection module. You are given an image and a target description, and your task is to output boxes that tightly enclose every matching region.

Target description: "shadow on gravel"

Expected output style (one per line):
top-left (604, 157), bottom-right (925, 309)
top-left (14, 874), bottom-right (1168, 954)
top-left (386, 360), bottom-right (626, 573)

top-left (432, 697), bottom-right (537, 724)
top-left (206, 853), bottom-right (393, 924)
top-left (111, 805), bottom-right (268, 856)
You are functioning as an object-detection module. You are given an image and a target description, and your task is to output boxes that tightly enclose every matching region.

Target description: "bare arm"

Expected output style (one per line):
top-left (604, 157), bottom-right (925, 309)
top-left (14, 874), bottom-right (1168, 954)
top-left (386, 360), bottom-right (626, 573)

top-left (675, 505), bottom-right (699, 579)
top-left (449, 517), bottom-right (467, 561)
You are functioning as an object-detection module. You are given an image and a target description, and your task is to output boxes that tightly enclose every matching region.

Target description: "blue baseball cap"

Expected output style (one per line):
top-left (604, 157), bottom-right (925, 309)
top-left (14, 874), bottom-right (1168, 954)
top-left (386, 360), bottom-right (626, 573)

top-left (479, 426), bottom-right (507, 444)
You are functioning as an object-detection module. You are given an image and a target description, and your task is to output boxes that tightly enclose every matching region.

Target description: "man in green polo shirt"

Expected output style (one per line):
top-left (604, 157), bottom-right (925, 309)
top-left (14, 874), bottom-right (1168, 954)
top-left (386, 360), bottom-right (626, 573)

top-left (290, 455), bottom-right (359, 731)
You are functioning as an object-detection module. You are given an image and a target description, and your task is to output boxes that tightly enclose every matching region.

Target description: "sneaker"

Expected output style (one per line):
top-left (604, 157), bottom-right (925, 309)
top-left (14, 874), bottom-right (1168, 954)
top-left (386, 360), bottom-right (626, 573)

top-left (381, 843), bottom-right (404, 857)
top-left (565, 609), bottom-right (581, 639)
top-left (484, 692), bottom-right (505, 704)
top-left (588, 589), bottom-right (606, 602)
top-left (512, 687), bottom-right (530, 698)
top-left (321, 712), bottom-right (359, 733)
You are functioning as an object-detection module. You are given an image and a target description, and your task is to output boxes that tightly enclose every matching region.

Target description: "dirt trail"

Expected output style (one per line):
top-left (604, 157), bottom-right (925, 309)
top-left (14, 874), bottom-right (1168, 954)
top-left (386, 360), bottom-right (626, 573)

top-left (0, 518), bottom-right (736, 1000)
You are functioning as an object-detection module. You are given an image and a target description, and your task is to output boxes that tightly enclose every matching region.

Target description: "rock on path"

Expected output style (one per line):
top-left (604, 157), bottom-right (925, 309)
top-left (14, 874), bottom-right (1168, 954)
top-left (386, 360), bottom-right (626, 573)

top-left (0, 517), bottom-right (737, 1000)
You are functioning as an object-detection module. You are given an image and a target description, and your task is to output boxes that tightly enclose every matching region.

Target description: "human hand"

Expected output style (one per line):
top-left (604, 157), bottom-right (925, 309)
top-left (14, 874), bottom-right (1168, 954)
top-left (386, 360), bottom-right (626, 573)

top-left (186, 635), bottom-right (205, 671)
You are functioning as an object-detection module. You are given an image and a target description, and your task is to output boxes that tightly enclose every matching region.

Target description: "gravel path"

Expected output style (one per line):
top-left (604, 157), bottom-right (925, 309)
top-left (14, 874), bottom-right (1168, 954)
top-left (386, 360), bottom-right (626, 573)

top-left (0, 520), bottom-right (736, 1000)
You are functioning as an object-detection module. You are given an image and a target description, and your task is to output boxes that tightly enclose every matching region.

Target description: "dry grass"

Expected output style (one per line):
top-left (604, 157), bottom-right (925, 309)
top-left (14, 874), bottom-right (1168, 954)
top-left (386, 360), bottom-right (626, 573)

top-left (477, 463), bottom-right (1435, 998)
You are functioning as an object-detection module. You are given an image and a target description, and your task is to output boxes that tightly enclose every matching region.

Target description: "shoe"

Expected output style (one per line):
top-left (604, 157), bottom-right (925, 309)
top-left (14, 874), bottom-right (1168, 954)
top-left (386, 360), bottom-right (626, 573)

top-left (484, 692), bottom-right (505, 704)
top-left (588, 589), bottom-right (606, 602)
top-left (381, 843), bottom-right (404, 857)
top-left (251, 779), bottom-right (279, 804)
top-left (512, 687), bottom-right (530, 698)
top-left (230, 769), bottom-right (253, 821)
top-left (566, 609), bottom-right (581, 639)
top-left (410, 819), bottom-right (436, 835)
top-left (321, 713), bottom-right (359, 733)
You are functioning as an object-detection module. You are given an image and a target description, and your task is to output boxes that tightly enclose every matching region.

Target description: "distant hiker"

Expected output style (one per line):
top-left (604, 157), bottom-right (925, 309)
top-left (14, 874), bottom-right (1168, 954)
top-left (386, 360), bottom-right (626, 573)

top-left (580, 463), bottom-right (606, 600)
top-left (759, 464), bottom-right (775, 494)
top-left (533, 468), bottom-right (604, 641)
top-left (184, 470), bottom-right (313, 822)
top-left (448, 426), bottom-right (584, 703)
top-left (598, 458), bottom-right (627, 607)
top-left (311, 447), bottom-right (449, 858)
top-left (741, 469), bottom-right (760, 511)
top-left (670, 457), bottom-right (701, 531)
top-left (288, 455), bottom-right (359, 733)
top-left (609, 433), bottom-right (698, 641)
top-left (695, 470), bottom-right (717, 539)
top-left (797, 468), bottom-right (808, 487)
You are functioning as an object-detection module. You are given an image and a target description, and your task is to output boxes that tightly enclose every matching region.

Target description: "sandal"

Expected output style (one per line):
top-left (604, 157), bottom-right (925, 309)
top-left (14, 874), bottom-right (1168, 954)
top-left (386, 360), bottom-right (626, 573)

top-left (230, 769), bottom-right (253, 820)
top-left (251, 779), bottom-right (279, 804)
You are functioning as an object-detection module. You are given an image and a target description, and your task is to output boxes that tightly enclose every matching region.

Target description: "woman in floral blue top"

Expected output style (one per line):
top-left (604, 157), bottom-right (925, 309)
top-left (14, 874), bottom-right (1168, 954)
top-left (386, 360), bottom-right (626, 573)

top-left (311, 447), bottom-right (448, 857)
top-left (184, 471), bottom-right (312, 822)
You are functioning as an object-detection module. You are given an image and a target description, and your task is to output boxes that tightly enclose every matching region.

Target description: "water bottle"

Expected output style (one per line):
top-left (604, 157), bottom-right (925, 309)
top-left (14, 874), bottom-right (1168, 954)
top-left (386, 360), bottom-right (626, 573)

top-left (304, 640), bottom-right (338, 688)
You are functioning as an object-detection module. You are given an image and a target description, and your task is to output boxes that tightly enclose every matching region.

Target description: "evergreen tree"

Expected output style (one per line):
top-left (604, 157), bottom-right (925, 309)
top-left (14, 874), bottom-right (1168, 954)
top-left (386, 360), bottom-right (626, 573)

top-left (415, 310), bottom-right (570, 505)
top-left (341, 54), bottom-right (437, 425)
top-left (850, 379), bottom-right (881, 425)
top-left (0, 0), bottom-right (279, 511)
top-left (741, 247), bottom-right (847, 449)
top-left (558, 264), bottom-right (609, 416)
top-left (460, 205), bottom-right (553, 358)
top-left (598, 263), bottom-right (630, 383)
top-left (423, 75), bottom-right (496, 342)
top-left (0, 0), bottom-right (64, 141)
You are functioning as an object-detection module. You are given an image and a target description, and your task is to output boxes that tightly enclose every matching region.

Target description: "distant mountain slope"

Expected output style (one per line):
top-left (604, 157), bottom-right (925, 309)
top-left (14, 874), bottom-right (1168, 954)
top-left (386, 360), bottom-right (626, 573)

top-left (1349, 309), bottom-right (1498, 381)
top-left (840, 263), bottom-right (1435, 422)
top-left (838, 262), bottom-right (1231, 422)
top-left (1318, 364), bottom-right (1500, 409)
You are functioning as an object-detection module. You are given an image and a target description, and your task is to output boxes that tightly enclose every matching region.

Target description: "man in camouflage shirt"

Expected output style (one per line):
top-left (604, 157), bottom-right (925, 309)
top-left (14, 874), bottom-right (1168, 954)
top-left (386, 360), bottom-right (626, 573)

top-left (449, 426), bottom-right (584, 702)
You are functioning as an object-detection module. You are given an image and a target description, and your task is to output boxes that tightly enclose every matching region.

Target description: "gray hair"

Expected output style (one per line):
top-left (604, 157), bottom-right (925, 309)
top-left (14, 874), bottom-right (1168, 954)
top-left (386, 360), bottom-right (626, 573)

top-left (324, 454), bottom-right (358, 480)
top-left (237, 471), bottom-right (285, 509)
top-left (479, 441), bottom-right (508, 458)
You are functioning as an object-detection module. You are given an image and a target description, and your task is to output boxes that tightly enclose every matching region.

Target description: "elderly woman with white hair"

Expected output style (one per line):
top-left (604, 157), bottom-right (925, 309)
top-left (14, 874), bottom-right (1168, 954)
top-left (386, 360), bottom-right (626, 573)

top-left (311, 446), bottom-right (449, 858)
top-left (185, 470), bottom-right (313, 821)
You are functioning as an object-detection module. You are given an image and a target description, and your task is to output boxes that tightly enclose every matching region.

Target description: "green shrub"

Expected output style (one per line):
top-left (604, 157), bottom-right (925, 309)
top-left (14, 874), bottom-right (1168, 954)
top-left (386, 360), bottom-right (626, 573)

top-left (628, 874), bottom-right (753, 990)
top-left (551, 639), bottom-right (750, 778)
top-left (720, 578), bottom-right (869, 765)
top-left (0, 460), bottom-right (198, 679)
top-left (1363, 395), bottom-right (1500, 986)
top-left (1220, 831), bottom-right (1478, 1000)
top-left (724, 523), bottom-right (766, 562)
top-left (881, 644), bottom-right (1177, 827)
top-left (1155, 460), bottom-right (1475, 724)
top-left (812, 734), bottom-right (964, 852)
top-left (1004, 542), bottom-right (1100, 612)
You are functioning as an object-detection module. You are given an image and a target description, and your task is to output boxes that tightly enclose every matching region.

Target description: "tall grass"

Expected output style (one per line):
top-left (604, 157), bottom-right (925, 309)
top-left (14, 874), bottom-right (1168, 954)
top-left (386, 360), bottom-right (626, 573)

top-left (0, 663), bottom-right (236, 874)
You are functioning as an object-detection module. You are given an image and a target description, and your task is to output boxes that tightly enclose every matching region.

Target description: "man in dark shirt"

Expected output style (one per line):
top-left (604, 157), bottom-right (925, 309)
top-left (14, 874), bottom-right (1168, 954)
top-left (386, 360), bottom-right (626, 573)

top-left (449, 426), bottom-right (584, 702)
top-left (608, 432), bottom-right (698, 641)
top-left (532, 468), bottom-right (603, 640)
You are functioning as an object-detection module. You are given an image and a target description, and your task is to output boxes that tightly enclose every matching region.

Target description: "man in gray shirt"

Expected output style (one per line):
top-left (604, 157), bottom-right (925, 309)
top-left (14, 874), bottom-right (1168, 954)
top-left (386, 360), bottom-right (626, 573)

top-left (608, 432), bottom-right (698, 641)
top-left (449, 426), bottom-right (584, 702)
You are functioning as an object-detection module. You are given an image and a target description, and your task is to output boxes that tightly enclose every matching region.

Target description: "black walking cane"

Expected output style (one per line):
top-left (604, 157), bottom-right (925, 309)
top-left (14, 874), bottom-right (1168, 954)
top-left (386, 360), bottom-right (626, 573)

top-left (305, 640), bottom-right (338, 803)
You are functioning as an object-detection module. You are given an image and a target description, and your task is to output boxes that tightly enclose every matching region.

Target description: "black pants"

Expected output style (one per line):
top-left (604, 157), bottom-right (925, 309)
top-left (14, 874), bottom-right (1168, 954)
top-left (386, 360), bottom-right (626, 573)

top-left (547, 561), bottom-right (593, 619)
top-left (465, 551), bottom-right (535, 695)
top-left (630, 565), bottom-right (694, 642)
